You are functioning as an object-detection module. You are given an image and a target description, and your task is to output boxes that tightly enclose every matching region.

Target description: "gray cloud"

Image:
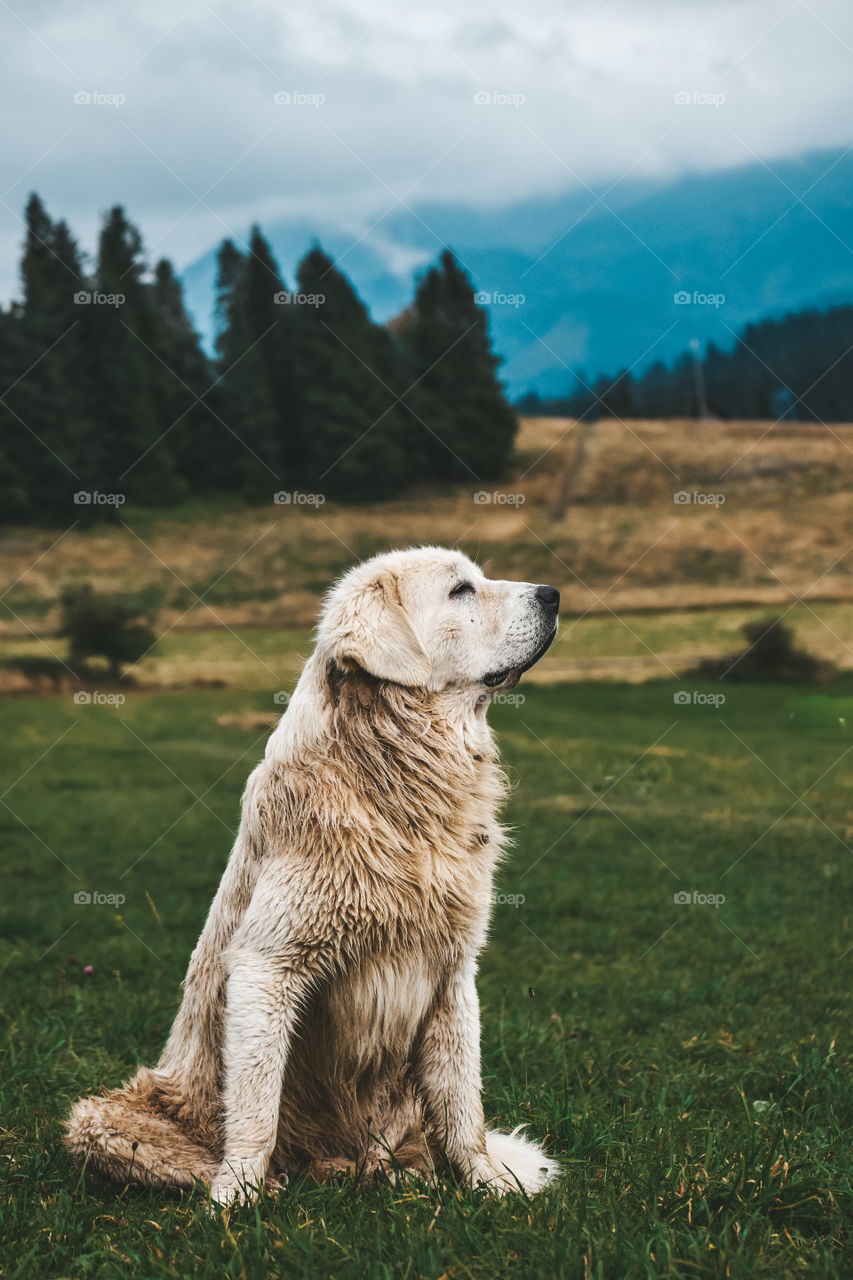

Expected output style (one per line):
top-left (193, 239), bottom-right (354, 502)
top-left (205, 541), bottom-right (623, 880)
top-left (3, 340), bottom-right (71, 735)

top-left (1, 0), bottom-right (852, 298)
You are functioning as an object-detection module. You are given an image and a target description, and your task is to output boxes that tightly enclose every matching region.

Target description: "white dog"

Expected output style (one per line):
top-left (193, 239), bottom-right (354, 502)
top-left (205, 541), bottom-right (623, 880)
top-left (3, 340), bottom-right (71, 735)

top-left (66, 546), bottom-right (561, 1204)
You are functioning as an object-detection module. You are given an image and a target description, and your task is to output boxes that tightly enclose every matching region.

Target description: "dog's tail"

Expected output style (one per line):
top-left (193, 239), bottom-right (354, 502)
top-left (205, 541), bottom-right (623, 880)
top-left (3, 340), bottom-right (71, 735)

top-left (64, 1068), bottom-right (220, 1190)
top-left (483, 1127), bottom-right (560, 1194)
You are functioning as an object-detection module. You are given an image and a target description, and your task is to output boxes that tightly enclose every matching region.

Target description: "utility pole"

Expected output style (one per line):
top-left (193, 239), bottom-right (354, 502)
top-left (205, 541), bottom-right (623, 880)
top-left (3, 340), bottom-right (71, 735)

top-left (689, 337), bottom-right (709, 420)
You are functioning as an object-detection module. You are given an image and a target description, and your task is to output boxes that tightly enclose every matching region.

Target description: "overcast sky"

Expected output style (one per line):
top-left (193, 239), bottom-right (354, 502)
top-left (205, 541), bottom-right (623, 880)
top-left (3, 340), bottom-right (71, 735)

top-left (1, 0), bottom-right (852, 299)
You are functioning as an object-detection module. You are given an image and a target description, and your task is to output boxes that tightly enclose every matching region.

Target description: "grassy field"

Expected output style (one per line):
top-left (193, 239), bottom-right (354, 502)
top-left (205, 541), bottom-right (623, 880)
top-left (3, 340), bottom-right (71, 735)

top-left (2, 417), bottom-right (853, 692)
top-left (3, 676), bottom-right (853, 1278)
top-left (2, 416), bottom-right (853, 1275)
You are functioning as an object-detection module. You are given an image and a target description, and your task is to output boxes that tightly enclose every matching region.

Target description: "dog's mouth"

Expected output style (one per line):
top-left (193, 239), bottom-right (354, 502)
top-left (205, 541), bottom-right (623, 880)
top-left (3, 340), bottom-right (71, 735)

top-left (482, 624), bottom-right (558, 690)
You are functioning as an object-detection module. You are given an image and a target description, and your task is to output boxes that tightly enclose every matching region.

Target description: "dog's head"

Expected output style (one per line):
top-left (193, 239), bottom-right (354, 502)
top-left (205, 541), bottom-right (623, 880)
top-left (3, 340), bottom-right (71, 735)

top-left (317, 546), bottom-right (559, 695)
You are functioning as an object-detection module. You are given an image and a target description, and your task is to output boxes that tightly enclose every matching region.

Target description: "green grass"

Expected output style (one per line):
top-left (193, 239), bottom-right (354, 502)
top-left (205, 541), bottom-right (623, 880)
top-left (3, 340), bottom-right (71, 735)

top-left (2, 679), bottom-right (853, 1277)
top-left (4, 601), bottom-right (853, 692)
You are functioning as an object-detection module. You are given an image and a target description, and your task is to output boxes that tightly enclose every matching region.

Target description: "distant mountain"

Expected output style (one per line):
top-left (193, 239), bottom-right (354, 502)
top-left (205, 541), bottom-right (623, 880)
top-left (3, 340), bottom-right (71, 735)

top-left (179, 147), bottom-right (853, 399)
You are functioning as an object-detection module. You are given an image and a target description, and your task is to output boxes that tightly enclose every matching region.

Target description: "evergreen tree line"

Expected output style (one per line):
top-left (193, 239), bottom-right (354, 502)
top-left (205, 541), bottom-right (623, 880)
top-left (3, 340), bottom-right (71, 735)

top-left (519, 306), bottom-right (853, 424)
top-left (0, 195), bottom-right (517, 521)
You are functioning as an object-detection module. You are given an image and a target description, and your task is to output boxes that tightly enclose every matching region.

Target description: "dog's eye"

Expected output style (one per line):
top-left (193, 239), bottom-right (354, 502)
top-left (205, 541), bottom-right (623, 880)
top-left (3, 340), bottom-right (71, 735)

top-left (450, 582), bottom-right (475, 599)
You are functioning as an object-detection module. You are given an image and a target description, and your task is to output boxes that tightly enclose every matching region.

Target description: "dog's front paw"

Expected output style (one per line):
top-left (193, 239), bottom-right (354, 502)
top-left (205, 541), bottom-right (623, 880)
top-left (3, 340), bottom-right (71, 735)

top-left (209, 1177), bottom-right (244, 1209)
top-left (209, 1168), bottom-right (258, 1209)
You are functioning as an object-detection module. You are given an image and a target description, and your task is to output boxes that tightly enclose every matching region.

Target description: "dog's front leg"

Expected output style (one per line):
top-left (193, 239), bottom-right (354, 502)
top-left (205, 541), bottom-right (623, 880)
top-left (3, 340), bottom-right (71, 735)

top-left (414, 956), bottom-right (496, 1187)
top-left (209, 946), bottom-right (308, 1207)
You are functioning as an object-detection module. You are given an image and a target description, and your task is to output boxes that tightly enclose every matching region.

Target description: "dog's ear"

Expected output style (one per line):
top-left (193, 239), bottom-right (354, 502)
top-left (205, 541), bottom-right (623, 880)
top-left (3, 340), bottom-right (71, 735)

top-left (335, 569), bottom-right (430, 686)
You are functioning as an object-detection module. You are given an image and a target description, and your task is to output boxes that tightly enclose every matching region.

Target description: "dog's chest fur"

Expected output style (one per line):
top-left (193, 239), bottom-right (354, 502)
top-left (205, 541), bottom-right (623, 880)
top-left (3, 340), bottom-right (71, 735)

top-left (285, 751), bottom-right (501, 1073)
top-left (257, 678), bottom-right (508, 1082)
top-left (323, 952), bottom-right (436, 1069)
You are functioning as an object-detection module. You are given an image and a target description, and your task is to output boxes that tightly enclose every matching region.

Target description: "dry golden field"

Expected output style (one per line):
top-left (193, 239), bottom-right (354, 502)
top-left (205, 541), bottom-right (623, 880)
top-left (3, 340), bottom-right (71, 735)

top-left (2, 416), bottom-right (853, 689)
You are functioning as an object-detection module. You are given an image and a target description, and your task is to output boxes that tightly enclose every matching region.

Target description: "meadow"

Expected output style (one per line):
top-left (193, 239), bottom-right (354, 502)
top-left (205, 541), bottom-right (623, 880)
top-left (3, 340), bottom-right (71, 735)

top-left (2, 417), bottom-right (853, 1277)
top-left (2, 677), bottom-right (853, 1277)
top-left (3, 417), bottom-right (853, 689)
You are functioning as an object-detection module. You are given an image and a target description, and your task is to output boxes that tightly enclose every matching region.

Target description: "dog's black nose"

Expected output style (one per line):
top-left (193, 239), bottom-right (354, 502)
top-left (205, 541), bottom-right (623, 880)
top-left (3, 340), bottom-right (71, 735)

top-left (535, 584), bottom-right (560, 610)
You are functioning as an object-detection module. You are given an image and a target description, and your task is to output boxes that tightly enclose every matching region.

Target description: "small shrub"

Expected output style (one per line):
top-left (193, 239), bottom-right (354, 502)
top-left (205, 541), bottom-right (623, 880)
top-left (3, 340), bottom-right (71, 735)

top-left (690, 616), bottom-right (832, 683)
top-left (59, 584), bottom-right (157, 678)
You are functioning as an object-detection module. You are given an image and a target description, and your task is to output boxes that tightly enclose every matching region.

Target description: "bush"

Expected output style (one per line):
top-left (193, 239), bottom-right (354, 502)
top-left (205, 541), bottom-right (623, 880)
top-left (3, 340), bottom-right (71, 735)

top-left (690, 616), bottom-right (832, 683)
top-left (59, 584), bottom-right (157, 678)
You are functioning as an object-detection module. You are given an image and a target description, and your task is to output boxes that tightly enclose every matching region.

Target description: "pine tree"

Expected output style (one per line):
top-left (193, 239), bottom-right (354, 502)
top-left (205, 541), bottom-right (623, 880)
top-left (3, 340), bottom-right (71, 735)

top-left (293, 246), bottom-right (408, 501)
top-left (84, 206), bottom-right (184, 507)
top-left (245, 227), bottom-right (302, 479)
top-left (214, 239), bottom-right (283, 495)
top-left (4, 195), bottom-right (93, 521)
top-left (0, 303), bottom-right (32, 519)
top-left (399, 251), bottom-right (517, 484)
top-left (148, 259), bottom-right (229, 493)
